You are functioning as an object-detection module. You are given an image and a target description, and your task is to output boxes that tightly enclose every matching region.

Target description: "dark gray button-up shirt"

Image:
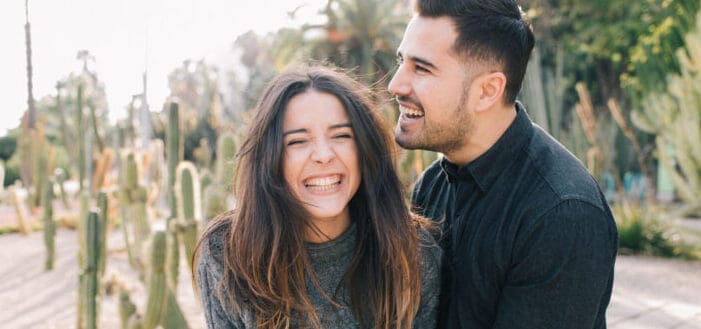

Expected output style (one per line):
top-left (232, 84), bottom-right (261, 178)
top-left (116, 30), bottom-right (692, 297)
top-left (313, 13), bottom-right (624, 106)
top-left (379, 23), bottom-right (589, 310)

top-left (412, 103), bottom-right (617, 329)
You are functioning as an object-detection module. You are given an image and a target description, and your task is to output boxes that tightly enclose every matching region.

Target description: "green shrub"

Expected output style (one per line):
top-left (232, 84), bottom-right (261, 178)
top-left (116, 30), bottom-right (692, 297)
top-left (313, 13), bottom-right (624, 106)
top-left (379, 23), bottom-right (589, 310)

top-left (0, 134), bottom-right (17, 162)
top-left (613, 203), bottom-right (700, 260)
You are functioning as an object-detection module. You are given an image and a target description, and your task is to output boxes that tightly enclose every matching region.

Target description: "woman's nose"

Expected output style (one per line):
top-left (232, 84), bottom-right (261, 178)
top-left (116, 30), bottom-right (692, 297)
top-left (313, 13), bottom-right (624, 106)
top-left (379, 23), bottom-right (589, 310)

top-left (310, 139), bottom-right (335, 164)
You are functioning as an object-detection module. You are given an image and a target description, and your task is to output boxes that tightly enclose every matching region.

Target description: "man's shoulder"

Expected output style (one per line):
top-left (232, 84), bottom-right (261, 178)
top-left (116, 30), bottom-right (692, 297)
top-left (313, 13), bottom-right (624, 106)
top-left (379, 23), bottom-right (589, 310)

top-left (524, 126), bottom-right (604, 207)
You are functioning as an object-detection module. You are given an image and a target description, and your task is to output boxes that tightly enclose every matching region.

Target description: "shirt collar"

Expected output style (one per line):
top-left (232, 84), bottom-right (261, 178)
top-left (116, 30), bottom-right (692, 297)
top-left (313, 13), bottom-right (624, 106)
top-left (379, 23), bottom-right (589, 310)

top-left (440, 102), bottom-right (534, 191)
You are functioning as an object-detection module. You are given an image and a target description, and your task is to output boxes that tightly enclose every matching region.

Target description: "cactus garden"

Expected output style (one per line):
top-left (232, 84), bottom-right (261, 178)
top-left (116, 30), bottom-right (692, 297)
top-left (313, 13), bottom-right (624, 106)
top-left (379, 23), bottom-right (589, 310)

top-left (2, 0), bottom-right (701, 328)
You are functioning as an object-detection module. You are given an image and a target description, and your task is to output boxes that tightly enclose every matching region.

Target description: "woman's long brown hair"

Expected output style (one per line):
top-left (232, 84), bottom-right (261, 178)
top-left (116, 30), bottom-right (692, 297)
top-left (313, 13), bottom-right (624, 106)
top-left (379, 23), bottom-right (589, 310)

top-left (194, 65), bottom-right (422, 329)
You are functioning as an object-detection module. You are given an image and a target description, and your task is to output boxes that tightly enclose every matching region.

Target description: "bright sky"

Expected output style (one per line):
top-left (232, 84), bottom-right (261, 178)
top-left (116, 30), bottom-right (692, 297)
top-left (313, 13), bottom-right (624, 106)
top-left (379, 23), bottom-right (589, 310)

top-left (0, 0), bottom-right (326, 136)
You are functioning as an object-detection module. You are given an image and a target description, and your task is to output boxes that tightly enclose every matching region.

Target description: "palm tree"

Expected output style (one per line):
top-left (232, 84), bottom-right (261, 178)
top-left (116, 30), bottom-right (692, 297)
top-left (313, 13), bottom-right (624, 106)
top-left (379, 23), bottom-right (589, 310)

top-left (276, 0), bottom-right (409, 86)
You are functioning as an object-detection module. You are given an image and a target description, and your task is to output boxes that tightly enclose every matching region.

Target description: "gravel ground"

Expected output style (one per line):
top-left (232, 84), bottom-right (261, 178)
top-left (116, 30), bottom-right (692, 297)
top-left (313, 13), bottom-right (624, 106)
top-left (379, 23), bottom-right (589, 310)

top-left (0, 220), bottom-right (699, 329)
top-left (0, 228), bottom-right (205, 329)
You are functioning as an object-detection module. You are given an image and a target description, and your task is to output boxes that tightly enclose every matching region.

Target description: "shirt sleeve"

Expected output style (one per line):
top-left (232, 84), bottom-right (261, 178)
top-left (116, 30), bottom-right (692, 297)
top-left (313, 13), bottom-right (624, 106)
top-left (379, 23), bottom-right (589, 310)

top-left (196, 238), bottom-right (245, 329)
top-left (412, 230), bottom-right (443, 329)
top-left (493, 199), bottom-right (617, 329)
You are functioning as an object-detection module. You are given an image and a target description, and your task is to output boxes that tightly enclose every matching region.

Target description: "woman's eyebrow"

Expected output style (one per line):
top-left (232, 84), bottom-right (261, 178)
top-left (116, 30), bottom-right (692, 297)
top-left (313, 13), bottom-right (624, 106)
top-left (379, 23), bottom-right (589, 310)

top-left (283, 128), bottom-right (307, 137)
top-left (329, 122), bottom-right (352, 130)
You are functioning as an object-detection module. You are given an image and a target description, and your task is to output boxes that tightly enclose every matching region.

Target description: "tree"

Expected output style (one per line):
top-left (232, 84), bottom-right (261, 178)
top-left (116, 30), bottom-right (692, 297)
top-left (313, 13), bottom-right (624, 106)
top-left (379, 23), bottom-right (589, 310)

top-left (632, 9), bottom-right (701, 216)
top-left (274, 0), bottom-right (409, 85)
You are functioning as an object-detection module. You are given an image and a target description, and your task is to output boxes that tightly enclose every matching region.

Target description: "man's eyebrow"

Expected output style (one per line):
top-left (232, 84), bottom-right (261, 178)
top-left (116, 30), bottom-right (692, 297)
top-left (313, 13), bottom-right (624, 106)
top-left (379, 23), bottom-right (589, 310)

top-left (397, 51), bottom-right (438, 70)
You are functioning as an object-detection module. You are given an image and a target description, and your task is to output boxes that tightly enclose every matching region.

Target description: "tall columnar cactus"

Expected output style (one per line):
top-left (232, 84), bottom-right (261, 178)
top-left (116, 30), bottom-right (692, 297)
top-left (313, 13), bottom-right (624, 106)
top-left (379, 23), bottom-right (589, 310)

top-left (167, 101), bottom-right (182, 218)
top-left (215, 132), bottom-right (237, 192)
top-left (31, 121), bottom-right (48, 207)
top-left (118, 152), bottom-right (151, 273)
top-left (166, 101), bottom-right (182, 291)
top-left (163, 289), bottom-right (190, 329)
top-left (143, 231), bottom-right (167, 329)
top-left (146, 139), bottom-right (165, 203)
top-left (83, 210), bottom-right (101, 329)
top-left (54, 167), bottom-right (69, 208)
top-left (92, 148), bottom-right (115, 194)
top-left (77, 84), bottom-right (86, 192)
top-left (97, 191), bottom-right (109, 277)
top-left (42, 179), bottom-right (55, 270)
top-left (175, 161), bottom-right (201, 271)
top-left (632, 11), bottom-right (701, 216)
top-left (77, 191), bottom-right (90, 329)
top-left (203, 133), bottom-right (238, 222)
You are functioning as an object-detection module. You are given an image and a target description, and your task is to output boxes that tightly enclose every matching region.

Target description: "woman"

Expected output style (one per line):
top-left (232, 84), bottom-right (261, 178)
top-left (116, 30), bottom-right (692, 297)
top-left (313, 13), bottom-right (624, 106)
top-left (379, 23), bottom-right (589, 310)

top-left (194, 65), bottom-right (441, 329)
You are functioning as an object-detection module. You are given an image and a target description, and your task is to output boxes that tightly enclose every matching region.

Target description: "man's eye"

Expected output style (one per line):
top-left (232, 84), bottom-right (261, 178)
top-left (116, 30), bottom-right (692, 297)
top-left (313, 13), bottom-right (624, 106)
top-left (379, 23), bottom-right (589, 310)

top-left (416, 65), bottom-right (429, 73)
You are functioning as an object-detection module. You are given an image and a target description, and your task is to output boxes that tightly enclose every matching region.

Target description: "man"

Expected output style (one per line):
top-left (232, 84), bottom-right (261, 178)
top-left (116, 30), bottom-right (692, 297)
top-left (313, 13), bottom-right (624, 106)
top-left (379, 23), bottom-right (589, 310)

top-left (389, 1), bottom-right (618, 328)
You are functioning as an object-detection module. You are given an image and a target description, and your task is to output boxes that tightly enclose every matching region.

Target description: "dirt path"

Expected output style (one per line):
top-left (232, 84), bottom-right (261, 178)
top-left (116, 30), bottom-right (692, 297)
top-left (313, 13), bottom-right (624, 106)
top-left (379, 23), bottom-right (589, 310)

top-left (0, 228), bottom-right (205, 329)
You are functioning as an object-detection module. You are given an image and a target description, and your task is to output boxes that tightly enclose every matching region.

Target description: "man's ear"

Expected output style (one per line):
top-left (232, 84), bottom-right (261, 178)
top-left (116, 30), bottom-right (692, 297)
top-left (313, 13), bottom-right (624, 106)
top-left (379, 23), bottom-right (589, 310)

top-left (475, 72), bottom-right (507, 112)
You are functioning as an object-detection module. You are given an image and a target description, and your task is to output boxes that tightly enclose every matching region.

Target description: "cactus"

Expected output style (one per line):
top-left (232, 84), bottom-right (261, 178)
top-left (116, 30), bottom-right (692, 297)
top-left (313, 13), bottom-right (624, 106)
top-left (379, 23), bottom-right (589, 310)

top-left (167, 101), bottom-right (182, 218)
top-left (42, 179), bottom-right (55, 270)
top-left (203, 184), bottom-right (227, 223)
top-left (97, 191), bottom-right (109, 277)
top-left (77, 84), bottom-right (86, 192)
top-left (83, 210), bottom-right (101, 329)
top-left (175, 161), bottom-right (201, 270)
top-left (31, 119), bottom-right (48, 207)
top-left (143, 231), bottom-right (168, 329)
top-left (163, 289), bottom-right (190, 329)
top-left (166, 101), bottom-right (182, 291)
top-left (202, 133), bottom-right (238, 222)
top-left (54, 167), bottom-right (69, 208)
top-left (215, 132), bottom-right (237, 193)
top-left (92, 148), bottom-right (115, 194)
top-left (76, 191), bottom-right (90, 329)
top-left (118, 152), bottom-right (151, 273)
top-left (119, 289), bottom-right (138, 329)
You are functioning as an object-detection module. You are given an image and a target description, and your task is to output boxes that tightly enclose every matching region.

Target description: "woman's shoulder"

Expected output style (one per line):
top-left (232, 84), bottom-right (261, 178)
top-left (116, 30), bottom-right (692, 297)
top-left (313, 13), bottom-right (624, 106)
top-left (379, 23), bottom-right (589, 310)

top-left (198, 216), bottom-right (233, 269)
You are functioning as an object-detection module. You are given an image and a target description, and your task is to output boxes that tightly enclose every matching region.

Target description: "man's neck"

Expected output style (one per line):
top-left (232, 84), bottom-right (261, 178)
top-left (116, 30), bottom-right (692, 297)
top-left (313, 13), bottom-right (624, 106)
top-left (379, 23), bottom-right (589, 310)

top-left (444, 103), bottom-right (517, 166)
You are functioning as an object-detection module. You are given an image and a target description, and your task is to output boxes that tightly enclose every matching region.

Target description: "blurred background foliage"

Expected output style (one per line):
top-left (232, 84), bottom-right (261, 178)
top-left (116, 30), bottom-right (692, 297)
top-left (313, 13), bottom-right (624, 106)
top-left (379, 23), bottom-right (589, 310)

top-left (5, 0), bottom-right (701, 257)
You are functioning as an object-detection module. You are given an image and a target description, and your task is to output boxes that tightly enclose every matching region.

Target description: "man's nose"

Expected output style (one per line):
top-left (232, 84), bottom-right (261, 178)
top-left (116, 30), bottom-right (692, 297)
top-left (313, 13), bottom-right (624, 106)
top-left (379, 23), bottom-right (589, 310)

top-left (388, 65), bottom-right (409, 97)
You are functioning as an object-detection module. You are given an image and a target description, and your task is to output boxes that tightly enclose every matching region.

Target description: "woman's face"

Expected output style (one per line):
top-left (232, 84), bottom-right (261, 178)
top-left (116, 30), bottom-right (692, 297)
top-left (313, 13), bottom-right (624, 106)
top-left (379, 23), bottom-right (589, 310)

top-left (282, 89), bottom-right (361, 242)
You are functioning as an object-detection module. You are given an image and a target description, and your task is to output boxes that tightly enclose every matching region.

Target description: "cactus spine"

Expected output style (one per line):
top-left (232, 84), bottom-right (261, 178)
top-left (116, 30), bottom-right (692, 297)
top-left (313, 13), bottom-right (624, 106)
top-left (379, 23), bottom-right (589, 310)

top-left (83, 210), bottom-right (101, 329)
top-left (143, 231), bottom-right (167, 329)
top-left (175, 161), bottom-right (201, 271)
top-left (42, 179), bottom-right (55, 270)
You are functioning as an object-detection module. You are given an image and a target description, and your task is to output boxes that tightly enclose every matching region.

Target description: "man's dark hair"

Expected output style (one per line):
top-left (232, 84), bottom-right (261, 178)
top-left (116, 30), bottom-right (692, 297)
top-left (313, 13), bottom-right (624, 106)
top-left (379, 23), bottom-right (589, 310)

top-left (414, 0), bottom-right (535, 104)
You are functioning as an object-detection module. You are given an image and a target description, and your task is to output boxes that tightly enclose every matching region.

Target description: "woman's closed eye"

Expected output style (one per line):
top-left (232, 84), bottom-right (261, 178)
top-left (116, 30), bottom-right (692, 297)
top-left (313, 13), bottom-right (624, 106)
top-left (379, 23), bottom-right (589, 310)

top-left (286, 139), bottom-right (307, 146)
top-left (333, 133), bottom-right (353, 139)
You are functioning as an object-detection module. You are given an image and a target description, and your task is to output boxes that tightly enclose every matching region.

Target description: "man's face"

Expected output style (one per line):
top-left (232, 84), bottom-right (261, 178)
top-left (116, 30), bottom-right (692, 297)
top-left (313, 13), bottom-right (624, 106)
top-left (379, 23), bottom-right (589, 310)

top-left (389, 16), bottom-right (477, 156)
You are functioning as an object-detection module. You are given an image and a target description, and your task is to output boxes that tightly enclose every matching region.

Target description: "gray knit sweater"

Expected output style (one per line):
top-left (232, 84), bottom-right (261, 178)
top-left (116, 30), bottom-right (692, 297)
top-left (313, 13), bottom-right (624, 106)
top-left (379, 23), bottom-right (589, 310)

top-left (196, 223), bottom-right (442, 329)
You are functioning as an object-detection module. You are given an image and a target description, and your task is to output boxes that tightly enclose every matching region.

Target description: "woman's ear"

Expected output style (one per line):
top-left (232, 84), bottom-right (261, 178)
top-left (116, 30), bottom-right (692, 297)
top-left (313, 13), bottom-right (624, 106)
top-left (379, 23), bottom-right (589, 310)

top-left (475, 72), bottom-right (507, 113)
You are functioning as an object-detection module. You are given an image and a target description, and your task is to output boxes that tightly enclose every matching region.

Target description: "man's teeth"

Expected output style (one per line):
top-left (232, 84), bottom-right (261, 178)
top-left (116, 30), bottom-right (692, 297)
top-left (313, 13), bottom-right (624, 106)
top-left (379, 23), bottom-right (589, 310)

top-left (401, 106), bottom-right (424, 118)
top-left (305, 176), bottom-right (341, 190)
